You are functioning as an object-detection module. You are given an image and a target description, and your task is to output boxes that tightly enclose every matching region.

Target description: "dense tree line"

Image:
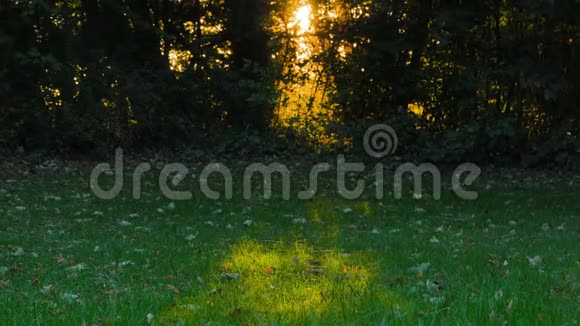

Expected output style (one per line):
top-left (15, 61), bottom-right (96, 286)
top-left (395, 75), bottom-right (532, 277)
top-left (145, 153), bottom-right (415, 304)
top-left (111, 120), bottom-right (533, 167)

top-left (1, 0), bottom-right (578, 164)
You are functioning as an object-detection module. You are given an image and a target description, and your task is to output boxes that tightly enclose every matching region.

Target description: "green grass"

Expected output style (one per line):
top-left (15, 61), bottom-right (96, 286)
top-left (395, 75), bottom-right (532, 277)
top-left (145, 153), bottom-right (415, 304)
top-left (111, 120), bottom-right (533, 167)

top-left (0, 171), bottom-right (578, 325)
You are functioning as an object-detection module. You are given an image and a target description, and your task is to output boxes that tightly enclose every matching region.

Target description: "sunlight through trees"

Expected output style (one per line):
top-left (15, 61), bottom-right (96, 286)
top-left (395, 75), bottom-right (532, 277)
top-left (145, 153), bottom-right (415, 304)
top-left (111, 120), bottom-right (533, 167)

top-left (1, 0), bottom-right (578, 161)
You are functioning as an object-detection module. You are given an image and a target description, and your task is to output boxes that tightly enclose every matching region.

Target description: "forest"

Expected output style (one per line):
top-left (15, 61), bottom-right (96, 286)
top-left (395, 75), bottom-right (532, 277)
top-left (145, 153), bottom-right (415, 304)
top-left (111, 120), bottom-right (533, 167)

top-left (1, 0), bottom-right (579, 164)
top-left (1, 1), bottom-right (579, 324)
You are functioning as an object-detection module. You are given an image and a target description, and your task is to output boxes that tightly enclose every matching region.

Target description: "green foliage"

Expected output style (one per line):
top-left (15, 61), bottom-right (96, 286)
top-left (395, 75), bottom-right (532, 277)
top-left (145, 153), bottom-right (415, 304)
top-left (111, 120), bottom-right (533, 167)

top-left (0, 0), bottom-right (578, 165)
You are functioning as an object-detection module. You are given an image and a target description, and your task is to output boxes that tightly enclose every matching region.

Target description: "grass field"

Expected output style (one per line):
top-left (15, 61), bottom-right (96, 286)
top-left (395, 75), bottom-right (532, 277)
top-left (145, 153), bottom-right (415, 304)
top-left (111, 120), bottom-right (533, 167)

top-left (0, 168), bottom-right (578, 325)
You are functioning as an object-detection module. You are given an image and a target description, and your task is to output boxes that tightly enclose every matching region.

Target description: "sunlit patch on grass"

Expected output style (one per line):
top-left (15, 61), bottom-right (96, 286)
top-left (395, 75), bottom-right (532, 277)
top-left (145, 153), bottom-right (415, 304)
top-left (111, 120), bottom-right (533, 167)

top-left (162, 239), bottom-right (406, 323)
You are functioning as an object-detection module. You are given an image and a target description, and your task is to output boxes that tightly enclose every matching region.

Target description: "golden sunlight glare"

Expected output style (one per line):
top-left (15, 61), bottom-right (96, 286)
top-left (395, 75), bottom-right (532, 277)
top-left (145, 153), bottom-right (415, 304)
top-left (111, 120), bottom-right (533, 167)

top-left (292, 5), bottom-right (313, 35)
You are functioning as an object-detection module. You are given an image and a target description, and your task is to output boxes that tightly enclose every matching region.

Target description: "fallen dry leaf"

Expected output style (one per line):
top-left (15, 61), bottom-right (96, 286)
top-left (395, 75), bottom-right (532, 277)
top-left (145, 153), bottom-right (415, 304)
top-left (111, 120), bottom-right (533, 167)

top-left (528, 256), bottom-right (542, 267)
top-left (221, 273), bottom-right (240, 280)
top-left (68, 263), bottom-right (88, 272)
top-left (40, 285), bottom-right (56, 295)
top-left (506, 299), bottom-right (513, 313)
top-left (307, 267), bottom-right (324, 275)
top-left (167, 284), bottom-right (180, 294)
